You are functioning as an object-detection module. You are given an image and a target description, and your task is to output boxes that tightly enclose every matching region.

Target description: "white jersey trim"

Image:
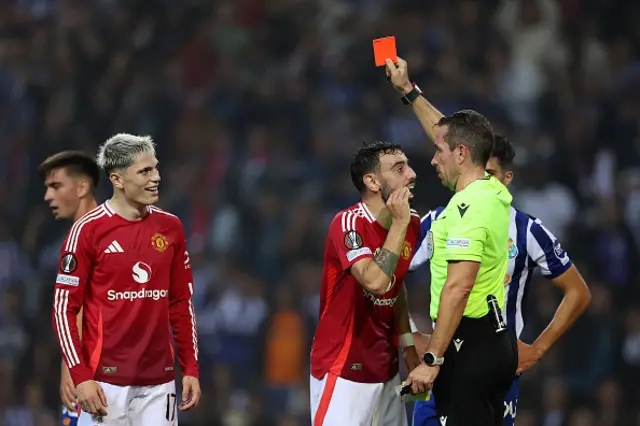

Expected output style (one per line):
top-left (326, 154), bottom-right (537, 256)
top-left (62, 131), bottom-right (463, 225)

top-left (358, 202), bottom-right (375, 223)
top-left (54, 288), bottom-right (80, 368)
top-left (65, 205), bottom-right (108, 253)
top-left (149, 206), bottom-right (178, 218)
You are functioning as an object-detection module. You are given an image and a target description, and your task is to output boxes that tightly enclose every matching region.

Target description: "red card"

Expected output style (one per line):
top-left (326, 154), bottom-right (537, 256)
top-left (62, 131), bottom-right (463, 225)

top-left (373, 36), bottom-right (397, 67)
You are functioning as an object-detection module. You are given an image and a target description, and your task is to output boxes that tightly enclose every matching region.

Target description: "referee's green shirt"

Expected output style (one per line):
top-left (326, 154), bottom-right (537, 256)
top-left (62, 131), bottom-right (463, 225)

top-left (426, 176), bottom-right (512, 319)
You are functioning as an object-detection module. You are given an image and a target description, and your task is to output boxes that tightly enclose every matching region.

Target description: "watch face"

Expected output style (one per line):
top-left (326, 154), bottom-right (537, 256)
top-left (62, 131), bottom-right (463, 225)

top-left (424, 352), bottom-right (434, 364)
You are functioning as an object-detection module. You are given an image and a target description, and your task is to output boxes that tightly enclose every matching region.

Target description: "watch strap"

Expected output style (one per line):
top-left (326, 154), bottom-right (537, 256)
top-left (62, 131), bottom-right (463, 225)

top-left (401, 84), bottom-right (423, 105)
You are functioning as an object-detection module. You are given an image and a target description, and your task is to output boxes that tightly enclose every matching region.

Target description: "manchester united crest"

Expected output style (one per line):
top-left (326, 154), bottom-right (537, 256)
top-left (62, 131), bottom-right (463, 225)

top-left (402, 240), bottom-right (413, 260)
top-left (151, 233), bottom-right (169, 252)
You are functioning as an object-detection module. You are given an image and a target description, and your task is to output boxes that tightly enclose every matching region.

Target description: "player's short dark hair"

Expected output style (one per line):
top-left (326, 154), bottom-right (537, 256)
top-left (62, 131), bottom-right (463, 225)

top-left (436, 110), bottom-right (495, 166)
top-left (350, 140), bottom-right (403, 193)
top-left (491, 135), bottom-right (516, 169)
top-left (38, 151), bottom-right (100, 189)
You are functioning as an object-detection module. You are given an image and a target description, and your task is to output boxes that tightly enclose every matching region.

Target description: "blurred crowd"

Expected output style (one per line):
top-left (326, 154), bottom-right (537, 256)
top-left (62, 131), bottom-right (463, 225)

top-left (1, 0), bottom-right (639, 425)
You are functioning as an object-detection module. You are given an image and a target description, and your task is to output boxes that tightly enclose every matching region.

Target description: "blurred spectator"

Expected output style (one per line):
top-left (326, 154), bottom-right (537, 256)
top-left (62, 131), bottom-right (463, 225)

top-left (541, 377), bottom-right (569, 426)
top-left (0, 0), bottom-right (639, 424)
top-left (0, 286), bottom-right (30, 368)
top-left (3, 380), bottom-right (56, 426)
top-left (263, 283), bottom-right (306, 421)
top-left (564, 283), bottom-right (618, 393)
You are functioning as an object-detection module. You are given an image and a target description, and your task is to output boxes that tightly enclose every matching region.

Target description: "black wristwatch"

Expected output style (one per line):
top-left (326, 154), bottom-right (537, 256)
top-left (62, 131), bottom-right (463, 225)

top-left (401, 84), bottom-right (423, 105)
top-left (423, 351), bottom-right (444, 366)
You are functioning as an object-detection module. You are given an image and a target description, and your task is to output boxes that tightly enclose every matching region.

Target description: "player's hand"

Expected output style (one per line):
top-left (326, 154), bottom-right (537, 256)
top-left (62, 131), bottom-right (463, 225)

top-left (406, 364), bottom-right (439, 395)
top-left (179, 375), bottom-right (201, 411)
top-left (386, 187), bottom-right (411, 226)
top-left (516, 340), bottom-right (543, 374)
top-left (76, 380), bottom-right (108, 416)
top-left (385, 57), bottom-right (413, 95)
top-left (402, 346), bottom-right (422, 372)
top-left (60, 366), bottom-right (77, 411)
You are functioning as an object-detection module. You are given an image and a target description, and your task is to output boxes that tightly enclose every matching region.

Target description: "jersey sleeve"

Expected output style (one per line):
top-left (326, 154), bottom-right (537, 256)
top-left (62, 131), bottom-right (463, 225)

top-left (169, 220), bottom-right (199, 379)
top-left (52, 221), bottom-right (95, 386)
top-left (329, 211), bottom-right (374, 271)
top-left (527, 218), bottom-right (572, 278)
top-left (410, 207), bottom-right (445, 271)
top-left (443, 199), bottom-right (487, 263)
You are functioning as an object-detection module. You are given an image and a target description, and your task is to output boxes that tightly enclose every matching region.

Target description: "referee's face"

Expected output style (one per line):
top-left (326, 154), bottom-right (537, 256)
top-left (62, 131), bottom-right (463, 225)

top-left (431, 125), bottom-right (458, 190)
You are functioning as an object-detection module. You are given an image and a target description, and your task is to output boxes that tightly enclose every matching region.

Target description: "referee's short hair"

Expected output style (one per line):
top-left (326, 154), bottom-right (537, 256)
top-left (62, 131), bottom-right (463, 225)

top-left (437, 110), bottom-right (495, 166)
top-left (39, 151), bottom-right (100, 190)
top-left (491, 135), bottom-right (516, 169)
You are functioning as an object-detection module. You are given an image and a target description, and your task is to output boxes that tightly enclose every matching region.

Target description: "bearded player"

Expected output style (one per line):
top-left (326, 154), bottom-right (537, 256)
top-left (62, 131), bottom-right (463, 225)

top-left (39, 151), bottom-right (100, 426)
top-left (385, 57), bottom-right (591, 426)
top-left (51, 134), bottom-right (201, 425)
top-left (310, 140), bottom-right (422, 425)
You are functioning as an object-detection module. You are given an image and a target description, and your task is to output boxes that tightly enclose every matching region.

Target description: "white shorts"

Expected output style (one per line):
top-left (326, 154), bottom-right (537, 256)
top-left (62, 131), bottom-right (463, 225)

top-left (77, 380), bottom-right (177, 426)
top-left (310, 373), bottom-right (408, 426)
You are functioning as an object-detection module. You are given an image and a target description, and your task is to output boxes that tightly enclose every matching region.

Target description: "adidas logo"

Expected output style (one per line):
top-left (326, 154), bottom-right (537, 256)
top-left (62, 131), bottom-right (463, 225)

top-left (104, 240), bottom-right (124, 253)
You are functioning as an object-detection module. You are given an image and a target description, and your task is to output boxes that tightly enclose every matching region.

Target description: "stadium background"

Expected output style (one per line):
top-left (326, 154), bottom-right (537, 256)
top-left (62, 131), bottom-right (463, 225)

top-left (1, 0), bottom-right (639, 424)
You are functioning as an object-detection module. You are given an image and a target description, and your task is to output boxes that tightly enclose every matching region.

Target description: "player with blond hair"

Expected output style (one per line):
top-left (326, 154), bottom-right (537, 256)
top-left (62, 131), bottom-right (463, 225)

top-left (52, 134), bottom-right (201, 425)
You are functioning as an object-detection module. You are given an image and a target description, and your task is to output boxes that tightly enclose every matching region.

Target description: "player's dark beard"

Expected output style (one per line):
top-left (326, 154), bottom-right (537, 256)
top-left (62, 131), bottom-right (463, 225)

top-left (381, 181), bottom-right (392, 203)
top-left (381, 181), bottom-right (414, 205)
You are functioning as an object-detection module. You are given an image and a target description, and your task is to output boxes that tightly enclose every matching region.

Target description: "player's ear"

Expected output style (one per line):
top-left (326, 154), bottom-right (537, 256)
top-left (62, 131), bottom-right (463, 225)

top-left (503, 170), bottom-right (514, 186)
top-left (456, 145), bottom-right (466, 165)
top-left (109, 171), bottom-right (125, 190)
top-left (76, 178), bottom-right (90, 198)
top-left (363, 173), bottom-right (380, 193)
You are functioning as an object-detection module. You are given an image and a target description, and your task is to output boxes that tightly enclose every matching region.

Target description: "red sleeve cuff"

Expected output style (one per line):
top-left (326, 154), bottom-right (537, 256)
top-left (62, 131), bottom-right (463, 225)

top-left (70, 365), bottom-right (94, 387)
top-left (181, 366), bottom-right (199, 379)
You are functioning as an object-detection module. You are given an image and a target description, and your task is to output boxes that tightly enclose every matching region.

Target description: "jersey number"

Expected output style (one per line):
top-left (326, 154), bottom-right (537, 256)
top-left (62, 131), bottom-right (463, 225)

top-left (166, 393), bottom-right (177, 421)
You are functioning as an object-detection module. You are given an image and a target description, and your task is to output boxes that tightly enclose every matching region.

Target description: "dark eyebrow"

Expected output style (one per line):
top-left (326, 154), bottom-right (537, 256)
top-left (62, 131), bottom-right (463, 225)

top-left (391, 160), bottom-right (407, 169)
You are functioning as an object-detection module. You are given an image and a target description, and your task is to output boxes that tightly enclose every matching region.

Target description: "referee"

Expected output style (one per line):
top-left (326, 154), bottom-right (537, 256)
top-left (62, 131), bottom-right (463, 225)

top-left (404, 110), bottom-right (517, 426)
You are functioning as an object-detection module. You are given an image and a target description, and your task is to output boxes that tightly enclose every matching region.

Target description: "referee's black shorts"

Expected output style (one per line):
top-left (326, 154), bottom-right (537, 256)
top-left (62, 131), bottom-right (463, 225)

top-left (432, 315), bottom-right (517, 426)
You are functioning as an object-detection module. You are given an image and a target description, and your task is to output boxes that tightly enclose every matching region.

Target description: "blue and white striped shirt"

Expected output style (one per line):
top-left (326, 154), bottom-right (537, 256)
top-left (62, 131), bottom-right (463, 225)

top-left (410, 207), bottom-right (573, 337)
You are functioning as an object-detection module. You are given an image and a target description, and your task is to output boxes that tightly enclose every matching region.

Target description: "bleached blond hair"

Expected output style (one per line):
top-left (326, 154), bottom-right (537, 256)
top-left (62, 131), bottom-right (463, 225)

top-left (97, 133), bottom-right (156, 172)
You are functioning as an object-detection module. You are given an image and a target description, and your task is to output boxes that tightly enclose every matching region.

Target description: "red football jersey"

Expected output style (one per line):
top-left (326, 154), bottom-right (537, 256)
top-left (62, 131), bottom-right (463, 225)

top-left (52, 202), bottom-right (199, 387)
top-left (310, 202), bottom-right (420, 384)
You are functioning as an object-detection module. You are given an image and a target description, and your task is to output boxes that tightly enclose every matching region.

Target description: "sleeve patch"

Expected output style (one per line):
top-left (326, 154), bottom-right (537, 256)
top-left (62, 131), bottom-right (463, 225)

top-left (344, 231), bottom-right (363, 250)
top-left (346, 247), bottom-right (372, 262)
top-left (56, 274), bottom-right (80, 286)
top-left (553, 240), bottom-right (566, 259)
top-left (59, 253), bottom-right (78, 274)
top-left (446, 238), bottom-right (470, 248)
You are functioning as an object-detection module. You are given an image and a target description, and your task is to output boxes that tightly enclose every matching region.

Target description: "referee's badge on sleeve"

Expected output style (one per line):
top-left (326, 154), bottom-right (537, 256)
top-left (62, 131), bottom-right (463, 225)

top-left (426, 231), bottom-right (434, 260)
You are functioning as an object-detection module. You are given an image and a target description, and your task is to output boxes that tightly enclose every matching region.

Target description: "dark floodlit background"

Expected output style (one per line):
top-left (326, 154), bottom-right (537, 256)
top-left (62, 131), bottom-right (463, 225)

top-left (1, 0), bottom-right (639, 425)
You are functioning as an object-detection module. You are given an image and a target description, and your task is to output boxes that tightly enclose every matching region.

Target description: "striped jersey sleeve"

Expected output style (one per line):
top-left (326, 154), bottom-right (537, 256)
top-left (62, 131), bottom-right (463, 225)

top-left (152, 208), bottom-right (200, 379)
top-left (409, 207), bottom-right (445, 272)
top-left (329, 207), bottom-right (375, 271)
top-left (52, 205), bottom-right (108, 386)
top-left (527, 217), bottom-right (572, 278)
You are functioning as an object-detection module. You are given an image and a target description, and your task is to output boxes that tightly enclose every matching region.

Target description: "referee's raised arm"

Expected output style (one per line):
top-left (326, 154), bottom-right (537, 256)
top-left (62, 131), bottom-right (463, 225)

top-left (404, 110), bottom-right (517, 426)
